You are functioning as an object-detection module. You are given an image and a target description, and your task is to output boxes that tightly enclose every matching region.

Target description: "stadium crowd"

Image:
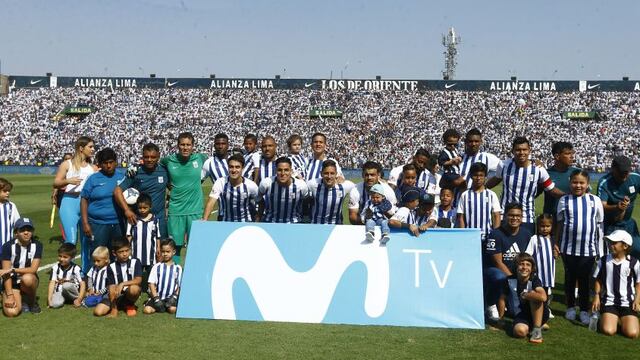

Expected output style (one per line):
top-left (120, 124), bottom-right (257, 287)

top-left (1, 88), bottom-right (639, 170)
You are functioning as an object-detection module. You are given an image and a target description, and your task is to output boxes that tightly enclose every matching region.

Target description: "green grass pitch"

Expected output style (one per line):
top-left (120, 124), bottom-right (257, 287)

top-left (1, 174), bottom-right (639, 359)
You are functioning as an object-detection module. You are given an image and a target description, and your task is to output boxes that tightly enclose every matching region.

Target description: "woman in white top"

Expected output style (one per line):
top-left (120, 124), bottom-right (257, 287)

top-left (53, 136), bottom-right (97, 250)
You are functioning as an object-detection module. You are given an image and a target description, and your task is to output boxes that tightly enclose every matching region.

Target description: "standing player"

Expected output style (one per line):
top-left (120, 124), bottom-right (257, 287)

top-left (160, 132), bottom-right (208, 264)
top-left (388, 148), bottom-right (431, 190)
top-left (202, 133), bottom-right (230, 185)
top-left (253, 136), bottom-right (278, 185)
top-left (202, 154), bottom-right (259, 222)
top-left (441, 128), bottom-right (500, 194)
top-left (307, 160), bottom-right (355, 224)
top-left (348, 161), bottom-right (396, 225)
top-left (286, 134), bottom-right (306, 179)
top-left (257, 157), bottom-right (309, 223)
top-left (115, 143), bottom-right (169, 237)
top-left (597, 155), bottom-right (640, 259)
top-left (304, 133), bottom-right (343, 181)
top-left (486, 137), bottom-right (563, 233)
top-left (0, 178), bottom-right (20, 248)
top-left (543, 142), bottom-right (580, 219)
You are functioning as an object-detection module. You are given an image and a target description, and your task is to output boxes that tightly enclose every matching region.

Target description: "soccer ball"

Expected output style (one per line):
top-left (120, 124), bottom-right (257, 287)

top-left (123, 188), bottom-right (140, 205)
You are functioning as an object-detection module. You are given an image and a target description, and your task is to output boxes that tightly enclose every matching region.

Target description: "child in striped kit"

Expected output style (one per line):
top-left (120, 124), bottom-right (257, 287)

top-left (0, 178), bottom-right (20, 250)
top-left (526, 214), bottom-right (556, 318)
top-left (47, 243), bottom-right (85, 309)
top-left (84, 246), bottom-right (110, 311)
top-left (144, 239), bottom-right (182, 315)
top-left (126, 193), bottom-right (160, 272)
top-left (361, 184), bottom-right (396, 244)
top-left (591, 230), bottom-right (640, 338)
top-left (556, 169), bottom-right (604, 325)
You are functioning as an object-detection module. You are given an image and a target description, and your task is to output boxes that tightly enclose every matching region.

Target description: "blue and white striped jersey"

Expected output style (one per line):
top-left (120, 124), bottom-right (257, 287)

top-left (126, 215), bottom-right (160, 266)
top-left (1, 239), bottom-right (42, 279)
top-left (496, 159), bottom-right (555, 224)
top-left (525, 234), bottom-right (556, 288)
top-left (348, 182), bottom-right (397, 213)
top-left (307, 179), bottom-right (355, 224)
top-left (457, 188), bottom-right (502, 240)
top-left (148, 262), bottom-right (182, 300)
top-left (428, 205), bottom-right (457, 227)
top-left (256, 157), bottom-right (277, 184)
top-left (557, 193), bottom-right (604, 257)
top-left (459, 151), bottom-right (500, 187)
top-left (0, 201), bottom-right (20, 246)
top-left (258, 177), bottom-right (308, 223)
top-left (106, 258), bottom-right (142, 286)
top-left (593, 254), bottom-right (640, 307)
top-left (304, 157), bottom-right (343, 181)
top-left (87, 265), bottom-right (109, 295)
top-left (201, 155), bottom-right (229, 184)
top-left (288, 153), bottom-right (307, 179)
top-left (50, 262), bottom-right (83, 292)
top-left (391, 207), bottom-right (430, 226)
top-left (210, 177), bottom-right (259, 222)
top-left (242, 151), bottom-right (261, 178)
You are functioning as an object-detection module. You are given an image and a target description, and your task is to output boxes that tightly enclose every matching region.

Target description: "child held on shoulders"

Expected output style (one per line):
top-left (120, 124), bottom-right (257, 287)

top-left (362, 184), bottom-right (396, 244)
top-left (47, 243), bottom-right (85, 309)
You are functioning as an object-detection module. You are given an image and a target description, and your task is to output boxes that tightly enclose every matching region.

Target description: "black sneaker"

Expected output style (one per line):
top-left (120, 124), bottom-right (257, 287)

top-left (21, 303), bottom-right (30, 313)
top-left (30, 302), bottom-right (42, 314)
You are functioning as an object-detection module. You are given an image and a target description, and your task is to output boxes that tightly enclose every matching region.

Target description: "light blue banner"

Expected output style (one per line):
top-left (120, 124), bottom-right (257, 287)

top-left (177, 222), bottom-right (485, 329)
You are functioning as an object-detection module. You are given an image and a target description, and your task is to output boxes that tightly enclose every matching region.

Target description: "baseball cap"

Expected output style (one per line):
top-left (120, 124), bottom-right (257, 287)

top-left (370, 184), bottom-right (385, 196)
top-left (401, 187), bottom-right (421, 203)
top-left (611, 156), bottom-right (632, 172)
top-left (604, 230), bottom-right (633, 246)
top-left (419, 193), bottom-right (435, 206)
top-left (14, 217), bottom-right (35, 230)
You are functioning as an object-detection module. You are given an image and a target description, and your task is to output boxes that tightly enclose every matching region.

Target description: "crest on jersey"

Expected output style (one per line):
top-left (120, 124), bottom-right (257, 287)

top-left (629, 186), bottom-right (636, 194)
top-left (622, 268), bottom-right (631, 277)
top-left (193, 161), bottom-right (199, 168)
top-left (528, 174), bottom-right (535, 182)
top-left (158, 177), bottom-right (164, 184)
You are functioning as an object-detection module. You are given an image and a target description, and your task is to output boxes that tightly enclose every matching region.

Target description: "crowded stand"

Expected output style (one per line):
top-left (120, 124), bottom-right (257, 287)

top-left (1, 87), bottom-right (639, 170)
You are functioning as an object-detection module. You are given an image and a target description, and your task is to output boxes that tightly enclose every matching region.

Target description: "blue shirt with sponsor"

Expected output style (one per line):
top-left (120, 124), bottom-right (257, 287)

top-left (484, 226), bottom-right (533, 270)
top-left (81, 169), bottom-right (125, 224)
top-left (118, 164), bottom-right (169, 219)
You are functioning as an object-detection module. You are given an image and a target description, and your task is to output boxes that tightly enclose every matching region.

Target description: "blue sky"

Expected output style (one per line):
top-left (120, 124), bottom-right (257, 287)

top-left (1, 0), bottom-right (637, 80)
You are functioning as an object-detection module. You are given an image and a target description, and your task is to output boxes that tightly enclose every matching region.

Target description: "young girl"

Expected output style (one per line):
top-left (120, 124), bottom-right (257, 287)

top-left (394, 164), bottom-right (418, 205)
top-left (526, 214), bottom-right (556, 317)
top-left (0, 178), bottom-right (20, 248)
top-left (556, 169), bottom-right (604, 325)
top-left (287, 134), bottom-right (306, 180)
top-left (591, 230), bottom-right (640, 339)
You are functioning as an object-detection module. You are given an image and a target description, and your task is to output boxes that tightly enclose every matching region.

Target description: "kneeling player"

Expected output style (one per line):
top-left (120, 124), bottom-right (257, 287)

top-left (144, 239), bottom-right (182, 315)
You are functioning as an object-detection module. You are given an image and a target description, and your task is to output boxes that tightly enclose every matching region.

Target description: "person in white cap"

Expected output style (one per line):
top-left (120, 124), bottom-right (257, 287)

top-left (591, 230), bottom-right (640, 339)
top-left (360, 184), bottom-right (396, 244)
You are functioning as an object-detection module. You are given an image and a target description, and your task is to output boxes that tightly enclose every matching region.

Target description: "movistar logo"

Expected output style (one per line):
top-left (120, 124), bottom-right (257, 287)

top-left (211, 225), bottom-right (389, 322)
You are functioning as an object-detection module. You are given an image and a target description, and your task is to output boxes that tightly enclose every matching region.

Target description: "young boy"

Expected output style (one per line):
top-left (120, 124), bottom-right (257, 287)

top-left (47, 243), bottom-right (85, 309)
top-left (390, 187), bottom-right (426, 237)
top-left (457, 162), bottom-right (502, 241)
top-left (393, 164), bottom-right (418, 205)
top-left (361, 184), bottom-right (396, 244)
top-left (426, 188), bottom-right (456, 228)
top-left (0, 218), bottom-right (42, 316)
top-left (144, 239), bottom-right (183, 315)
top-left (96, 239), bottom-right (142, 317)
top-left (85, 246), bottom-right (110, 310)
top-left (0, 178), bottom-right (21, 248)
top-left (592, 230), bottom-right (640, 338)
top-left (438, 129), bottom-right (462, 176)
top-left (287, 134), bottom-right (306, 180)
top-left (126, 194), bottom-right (160, 271)
top-left (500, 253), bottom-right (549, 344)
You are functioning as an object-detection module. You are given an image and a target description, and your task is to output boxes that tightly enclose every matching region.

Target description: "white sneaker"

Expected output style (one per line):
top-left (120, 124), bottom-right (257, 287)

top-left (486, 305), bottom-right (499, 322)
top-left (579, 311), bottom-right (590, 325)
top-left (548, 309), bottom-right (555, 319)
top-left (565, 307), bottom-right (577, 321)
top-left (365, 231), bottom-right (374, 242)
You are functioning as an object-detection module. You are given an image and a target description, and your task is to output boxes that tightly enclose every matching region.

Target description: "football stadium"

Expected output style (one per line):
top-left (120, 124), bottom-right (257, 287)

top-left (0, 72), bottom-right (639, 359)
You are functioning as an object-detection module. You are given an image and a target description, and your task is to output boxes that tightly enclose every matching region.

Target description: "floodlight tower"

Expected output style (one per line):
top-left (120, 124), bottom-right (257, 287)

top-left (442, 27), bottom-right (461, 80)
